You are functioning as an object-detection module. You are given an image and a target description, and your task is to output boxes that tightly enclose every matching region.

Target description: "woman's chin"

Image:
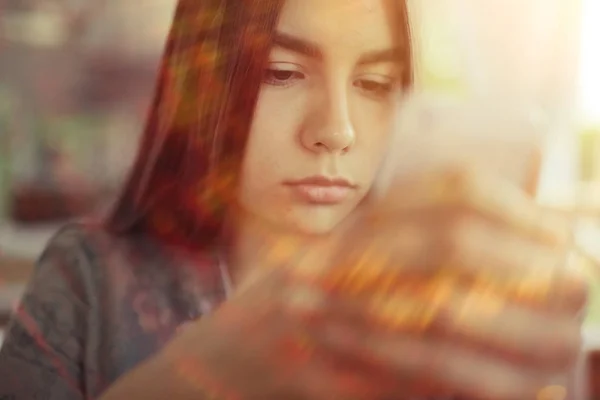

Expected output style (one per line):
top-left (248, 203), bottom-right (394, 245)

top-left (282, 207), bottom-right (352, 237)
top-left (241, 201), bottom-right (355, 238)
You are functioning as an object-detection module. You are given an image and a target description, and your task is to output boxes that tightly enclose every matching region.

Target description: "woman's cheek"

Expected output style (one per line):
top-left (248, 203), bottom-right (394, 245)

top-left (350, 95), bottom-right (396, 153)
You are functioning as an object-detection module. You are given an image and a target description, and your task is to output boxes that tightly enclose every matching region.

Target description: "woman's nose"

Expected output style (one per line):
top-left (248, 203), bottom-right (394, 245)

top-left (300, 86), bottom-right (355, 154)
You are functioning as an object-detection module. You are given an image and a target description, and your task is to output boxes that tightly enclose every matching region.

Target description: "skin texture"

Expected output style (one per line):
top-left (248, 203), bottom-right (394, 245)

top-left (0, 0), bottom-right (587, 399)
top-left (100, 1), bottom-right (586, 399)
top-left (238, 0), bottom-right (404, 235)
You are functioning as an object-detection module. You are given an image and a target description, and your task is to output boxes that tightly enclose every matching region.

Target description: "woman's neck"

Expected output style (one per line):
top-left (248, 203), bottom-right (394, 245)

top-left (224, 211), bottom-right (314, 287)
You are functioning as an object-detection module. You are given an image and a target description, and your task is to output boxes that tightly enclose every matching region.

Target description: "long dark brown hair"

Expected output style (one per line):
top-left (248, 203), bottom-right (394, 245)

top-left (106, 0), bottom-right (413, 252)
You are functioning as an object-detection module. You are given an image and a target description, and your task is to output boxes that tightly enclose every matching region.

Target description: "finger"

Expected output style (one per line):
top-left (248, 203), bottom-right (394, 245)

top-left (292, 360), bottom-right (380, 400)
top-left (317, 217), bottom-right (585, 314)
top-left (224, 268), bottom-right (327, 330)
top-left (284, 255), bottom-right (584, 370)
top-left (313, 322), bottom-right (404, 397)
top-left (445, 290), bottom-right (582, 370)
top-left (439, 216), bottom-right (586, 314)
top-left (302, 287), bottom-right (579, 397)
top-left (367, 167), bottom-right (571, 247)
top-left (320, 325), bottom-right (563, 400)
top-left (314, 221), bottom-right (437, 290)
top-left (279, 280), bottom-right (332, 322)
top-left (276, 290), bottom-right (391, 400)
top-left (366, 335), bottom-right (563, 400)
top-left (306, 284), bottom-right (570, 371)
top-left (363, 283), bottom-right (582, 370)
top-left (306, 274), bottom-right (583, 371)
top-left (269, 332), bottom-right (380, 400)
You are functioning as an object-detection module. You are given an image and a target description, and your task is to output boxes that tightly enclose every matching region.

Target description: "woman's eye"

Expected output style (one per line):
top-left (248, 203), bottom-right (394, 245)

top-left (354, 78), bottom-right (395, 98)
top-left (263, 68), bottom-right (305, 87)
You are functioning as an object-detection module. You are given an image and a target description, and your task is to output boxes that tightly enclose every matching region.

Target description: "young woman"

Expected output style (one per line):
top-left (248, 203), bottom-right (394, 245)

top-left (0, 0), bottom-right (587, 399)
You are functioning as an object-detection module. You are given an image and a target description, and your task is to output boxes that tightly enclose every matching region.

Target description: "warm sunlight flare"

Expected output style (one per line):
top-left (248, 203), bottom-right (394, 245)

top-left (578, 0), bottom-right (600, 123)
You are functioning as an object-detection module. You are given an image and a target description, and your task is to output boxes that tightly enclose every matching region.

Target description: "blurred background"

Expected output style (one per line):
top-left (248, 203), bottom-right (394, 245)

top-left (0, 0), bottom-right (176, 336)
top-left (1, 0), bottom-right (600, 347)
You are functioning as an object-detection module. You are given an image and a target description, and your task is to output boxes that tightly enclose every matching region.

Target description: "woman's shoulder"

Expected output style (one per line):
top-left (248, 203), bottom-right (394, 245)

top-left (45, 219), bottom-right (230, 351)
top-left (33, 220), bottom-right (153, 297)
top-left (0, 220), bottom-right (156, 397)
top-left (20, 219), bottom-right (171, 320)
top-left (44, 219), bottom-right (229, 317)
top-left (41, 219), bottom-right (193, 280)
top-left (42, 219), bottom-right (151, 264)
top-left (41, 219), bottom-right (225, 304)
top-left (0, 219), bottom-right (227, 397)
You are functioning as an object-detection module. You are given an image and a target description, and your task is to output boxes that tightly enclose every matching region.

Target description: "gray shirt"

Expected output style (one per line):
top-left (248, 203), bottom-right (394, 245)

top-left (0, 222), bottom-right (229, 399)
top-left (0, 223), bottom-right (461, 400)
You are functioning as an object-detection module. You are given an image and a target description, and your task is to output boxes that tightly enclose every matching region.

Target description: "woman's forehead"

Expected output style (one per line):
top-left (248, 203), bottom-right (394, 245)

top-left (276, 0), bottom-right (397, 51)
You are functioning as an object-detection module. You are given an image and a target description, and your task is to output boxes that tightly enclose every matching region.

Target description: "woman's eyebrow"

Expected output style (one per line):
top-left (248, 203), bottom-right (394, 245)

top-left (272, 31), bottom-right (401, 65)
top-left (272, 32), bottom-right (323, 59)
top-left (357, 47), bottom-right (401, 66)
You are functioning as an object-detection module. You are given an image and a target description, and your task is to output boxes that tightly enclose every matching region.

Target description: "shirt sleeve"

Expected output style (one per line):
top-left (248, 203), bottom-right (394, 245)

top-left (0, 225), bottom-right (97, 399)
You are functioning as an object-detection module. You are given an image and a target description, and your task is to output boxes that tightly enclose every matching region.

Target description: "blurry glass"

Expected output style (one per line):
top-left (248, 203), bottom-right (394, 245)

top-left (403, 0), bottom-right (584, 398)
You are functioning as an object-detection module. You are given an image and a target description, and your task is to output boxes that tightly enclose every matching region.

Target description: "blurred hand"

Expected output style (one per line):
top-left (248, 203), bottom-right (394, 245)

top-left (156, 166), bottom-right (587, 400)
top-left (293, 166), bottom-right (588, 400)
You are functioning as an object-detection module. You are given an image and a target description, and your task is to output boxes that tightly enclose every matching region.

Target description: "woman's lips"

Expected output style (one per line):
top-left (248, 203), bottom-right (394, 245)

top-left (283, 176), bottom-right (356, 205)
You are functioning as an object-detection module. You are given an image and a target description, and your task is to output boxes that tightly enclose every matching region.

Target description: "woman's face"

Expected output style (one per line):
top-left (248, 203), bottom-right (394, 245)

top-left (239, 0), bottom-right (405, 235)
